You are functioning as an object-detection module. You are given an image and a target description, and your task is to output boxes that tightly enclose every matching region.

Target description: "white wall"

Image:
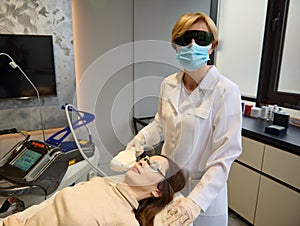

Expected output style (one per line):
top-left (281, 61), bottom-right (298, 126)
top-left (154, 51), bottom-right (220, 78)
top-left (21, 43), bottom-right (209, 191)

top-left (72, 0), bottom-right (211, 174)
top-left (133, 0), bottom-right (210, 117)
top-left (216, 0), bottom-right (268, 98)
top-left (72, 0), bottom-right (134, 174)
top-left (0, 0), bottom-right (75, 131)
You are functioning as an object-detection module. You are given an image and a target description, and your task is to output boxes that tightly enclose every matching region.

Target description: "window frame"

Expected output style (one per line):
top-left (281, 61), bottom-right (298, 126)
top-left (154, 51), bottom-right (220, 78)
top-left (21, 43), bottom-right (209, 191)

top-left (256, 0), bottom-right (300, 110)
top-left (214, 0), bottom-right (299, 110)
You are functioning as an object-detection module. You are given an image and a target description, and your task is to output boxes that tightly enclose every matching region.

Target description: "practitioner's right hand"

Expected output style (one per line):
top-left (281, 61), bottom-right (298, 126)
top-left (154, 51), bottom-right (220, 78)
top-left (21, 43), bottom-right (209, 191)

top-left (126, 132), bottom-right (145, 155)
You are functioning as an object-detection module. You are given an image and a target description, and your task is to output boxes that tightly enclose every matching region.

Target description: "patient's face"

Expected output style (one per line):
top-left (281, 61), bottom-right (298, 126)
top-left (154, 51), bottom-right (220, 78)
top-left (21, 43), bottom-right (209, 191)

top-left (124, 155), bottom-right (169, 187)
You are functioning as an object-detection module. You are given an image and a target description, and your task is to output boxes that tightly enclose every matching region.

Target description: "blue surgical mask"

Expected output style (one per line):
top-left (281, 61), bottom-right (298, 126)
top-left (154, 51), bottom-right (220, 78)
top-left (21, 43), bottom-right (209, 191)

top-left (176, 43), bottom-right (211, 71)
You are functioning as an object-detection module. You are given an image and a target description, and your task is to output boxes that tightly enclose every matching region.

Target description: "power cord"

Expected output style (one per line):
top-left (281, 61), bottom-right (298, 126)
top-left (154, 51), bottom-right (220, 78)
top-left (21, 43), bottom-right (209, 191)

top-left (64, 104), bottom-right (107, 177)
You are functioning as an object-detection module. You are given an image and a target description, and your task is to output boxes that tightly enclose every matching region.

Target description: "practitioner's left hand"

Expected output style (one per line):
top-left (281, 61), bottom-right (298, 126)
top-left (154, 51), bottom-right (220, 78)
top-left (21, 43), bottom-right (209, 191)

top-left (163, 197), bottom-right (201, 226)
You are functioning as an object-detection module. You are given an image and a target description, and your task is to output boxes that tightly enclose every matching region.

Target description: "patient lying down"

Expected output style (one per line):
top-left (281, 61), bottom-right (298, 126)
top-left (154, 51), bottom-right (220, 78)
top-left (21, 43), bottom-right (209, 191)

top-left (1, 154), bottom-right (185, 226)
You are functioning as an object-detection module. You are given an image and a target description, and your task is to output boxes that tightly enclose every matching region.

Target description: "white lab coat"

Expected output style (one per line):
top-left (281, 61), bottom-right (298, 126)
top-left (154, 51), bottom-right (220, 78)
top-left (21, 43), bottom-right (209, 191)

top-left (140, 66), bottom-right (242, 225)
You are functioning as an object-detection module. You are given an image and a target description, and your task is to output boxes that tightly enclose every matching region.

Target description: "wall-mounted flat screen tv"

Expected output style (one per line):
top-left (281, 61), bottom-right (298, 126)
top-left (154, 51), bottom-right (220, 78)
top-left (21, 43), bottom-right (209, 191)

top-left (0, 34), bottom-right (57, 100)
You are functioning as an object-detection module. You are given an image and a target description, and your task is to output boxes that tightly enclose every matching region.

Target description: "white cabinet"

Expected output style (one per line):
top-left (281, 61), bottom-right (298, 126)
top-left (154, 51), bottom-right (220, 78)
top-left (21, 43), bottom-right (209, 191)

top-left (255, 176), bottom-right (300, 226)
top-left (228, 162), bottom-right (260, 224)
top-left (239, 137), bottom-right (265, 170)
top-left (228, 137), bottom-right (300, 225)
top-left (228, 137), bottom-right (264, 224)
top-left (262, 145), bottom-right (300, 189)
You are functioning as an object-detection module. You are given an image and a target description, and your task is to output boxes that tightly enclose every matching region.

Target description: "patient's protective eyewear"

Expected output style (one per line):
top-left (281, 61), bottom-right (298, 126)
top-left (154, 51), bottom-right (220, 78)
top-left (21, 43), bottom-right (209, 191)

top-left (143, 155), bottom-right (166, 179)
top-left (174, 30), bottom-right (213, 47)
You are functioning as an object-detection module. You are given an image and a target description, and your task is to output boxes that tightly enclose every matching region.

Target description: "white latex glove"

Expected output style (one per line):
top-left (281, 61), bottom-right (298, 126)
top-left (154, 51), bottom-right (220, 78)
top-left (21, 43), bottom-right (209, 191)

top-left (163, 197), bottom-right (201, 226)
top-left (126, 132), bottom-right (145, 154)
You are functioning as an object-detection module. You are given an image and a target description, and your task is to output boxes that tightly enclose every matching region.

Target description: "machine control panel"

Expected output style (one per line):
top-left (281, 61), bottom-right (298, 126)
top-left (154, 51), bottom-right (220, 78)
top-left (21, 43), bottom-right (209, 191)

top-left (0, 140), bottom-right (60, 183)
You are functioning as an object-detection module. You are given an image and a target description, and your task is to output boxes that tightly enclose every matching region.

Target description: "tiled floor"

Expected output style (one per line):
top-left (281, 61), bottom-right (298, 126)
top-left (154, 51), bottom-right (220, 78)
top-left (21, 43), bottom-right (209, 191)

top-left (228, 210), bottom-right (250, 226)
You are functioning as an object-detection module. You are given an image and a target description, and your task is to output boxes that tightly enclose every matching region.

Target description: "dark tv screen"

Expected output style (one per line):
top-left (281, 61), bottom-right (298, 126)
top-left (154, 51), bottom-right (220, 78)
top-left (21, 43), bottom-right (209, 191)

top-left (0, 34), bottom-right (57, 99)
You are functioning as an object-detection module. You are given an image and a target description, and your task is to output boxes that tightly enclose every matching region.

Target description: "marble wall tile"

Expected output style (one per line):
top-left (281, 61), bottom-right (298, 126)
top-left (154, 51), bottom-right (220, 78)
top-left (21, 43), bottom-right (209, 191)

top-left (0, 0), bottom-right (75, 132)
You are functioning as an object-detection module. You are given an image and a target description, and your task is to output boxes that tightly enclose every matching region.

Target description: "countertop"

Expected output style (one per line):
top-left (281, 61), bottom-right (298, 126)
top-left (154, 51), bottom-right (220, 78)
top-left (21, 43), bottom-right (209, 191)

top-left (242, 116), bottom-right (300, 156)
top-left (133, 116), bottom-right (300, 156)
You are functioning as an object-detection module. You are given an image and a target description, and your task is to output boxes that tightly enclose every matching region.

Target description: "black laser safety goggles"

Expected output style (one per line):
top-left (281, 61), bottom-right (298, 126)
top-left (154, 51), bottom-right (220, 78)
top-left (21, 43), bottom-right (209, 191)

top-left (143, 155), bottom-right (166, 178)
top-left (174, 30), bottom-right (213, 47)
top-left (136, 147), bottom-right (167, 179)
top-left (137, 149), bottom-right (175, 191)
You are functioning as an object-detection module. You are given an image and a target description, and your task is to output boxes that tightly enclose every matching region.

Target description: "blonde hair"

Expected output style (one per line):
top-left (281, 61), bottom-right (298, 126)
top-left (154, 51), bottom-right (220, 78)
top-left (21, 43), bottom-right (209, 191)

top-left (171, 12), bottom-right (218, 50)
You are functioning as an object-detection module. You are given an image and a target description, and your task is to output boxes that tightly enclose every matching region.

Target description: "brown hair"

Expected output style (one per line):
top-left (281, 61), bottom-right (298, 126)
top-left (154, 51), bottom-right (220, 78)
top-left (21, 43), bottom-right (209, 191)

top-left (134, 155), bottom-right (186, 226)
top-left (171, 12), bottom-right (219, 50)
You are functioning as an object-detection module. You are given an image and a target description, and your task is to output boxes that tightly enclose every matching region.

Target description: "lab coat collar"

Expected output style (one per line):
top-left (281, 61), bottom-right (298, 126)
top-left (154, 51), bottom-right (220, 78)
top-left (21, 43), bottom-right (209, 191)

top-left (163, 66), bottom-right (219, 112)
top-left (165, 71), bottom-right (184, 87)
top-left (163, 71), bottom-right (184, 112)
top-left (114, 183), bottom-right (139, 210)
top-left (197, 65), bottom-right (219, 90)
top-left (165, 66), bottom-right (219, 91)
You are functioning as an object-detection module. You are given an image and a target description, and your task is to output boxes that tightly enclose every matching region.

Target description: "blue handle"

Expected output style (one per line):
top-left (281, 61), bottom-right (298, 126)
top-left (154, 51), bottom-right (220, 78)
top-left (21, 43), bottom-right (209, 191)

top-left (46, 105), bottom-right (95, 147)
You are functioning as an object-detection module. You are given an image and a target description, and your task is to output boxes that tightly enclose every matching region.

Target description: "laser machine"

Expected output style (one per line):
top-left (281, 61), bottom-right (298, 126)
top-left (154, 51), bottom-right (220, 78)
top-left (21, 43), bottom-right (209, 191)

top-left (0, 105), bottom-right (101, 217)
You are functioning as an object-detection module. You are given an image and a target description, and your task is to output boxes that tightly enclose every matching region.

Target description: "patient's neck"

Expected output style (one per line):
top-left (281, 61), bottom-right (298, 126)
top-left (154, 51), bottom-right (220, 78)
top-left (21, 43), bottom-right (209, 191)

top-left (129, 185), bottom-right (155, 201)
top-left (116, 183), bottom-right (151, 202)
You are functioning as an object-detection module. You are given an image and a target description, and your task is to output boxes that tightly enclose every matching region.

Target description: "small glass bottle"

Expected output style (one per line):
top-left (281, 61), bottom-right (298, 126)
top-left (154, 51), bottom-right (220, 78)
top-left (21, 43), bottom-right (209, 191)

top-left (260, 106), bottom-right (269, 119)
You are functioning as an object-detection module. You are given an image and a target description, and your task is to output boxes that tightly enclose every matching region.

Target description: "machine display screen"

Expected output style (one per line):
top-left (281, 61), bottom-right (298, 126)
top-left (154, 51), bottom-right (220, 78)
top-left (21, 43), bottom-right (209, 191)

top-left (11, 148), bottom-right (43, 172)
